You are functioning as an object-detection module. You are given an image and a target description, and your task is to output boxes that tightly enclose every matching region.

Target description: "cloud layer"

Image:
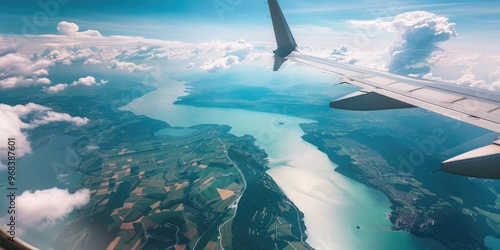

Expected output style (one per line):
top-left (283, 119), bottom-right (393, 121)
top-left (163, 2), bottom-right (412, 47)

top-left (0, 52), bottom-right (53, 89)
top-left (3, 18), bottom-right (498, 93)
top-left (0, 103), bottom-right (89, 170)
top-left (343, 12), bottom-right (500, 90)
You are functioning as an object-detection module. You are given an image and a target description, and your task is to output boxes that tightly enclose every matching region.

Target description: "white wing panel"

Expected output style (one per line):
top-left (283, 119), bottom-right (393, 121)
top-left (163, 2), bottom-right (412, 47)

top-left (452, 99), bottom-right (499, 113)
top-left (389, 82), bottom-right (423, 92)
top-left (287, 51), bottom-right (500, 133)
top-left (410, 88), bottom-right (464, 103)
top-left (269, 0), bottom-right (500, 178)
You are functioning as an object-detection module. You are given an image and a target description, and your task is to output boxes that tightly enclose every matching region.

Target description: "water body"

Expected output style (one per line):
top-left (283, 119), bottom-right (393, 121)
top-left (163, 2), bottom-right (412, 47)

top-left (16, 135), bottom-right (83, 192)
top-left (0, 134), bottom-right (84, 249)
top-left (485, 235), bottom-right (500, 250)
top-left (122, 77), bottom-right (445, 249)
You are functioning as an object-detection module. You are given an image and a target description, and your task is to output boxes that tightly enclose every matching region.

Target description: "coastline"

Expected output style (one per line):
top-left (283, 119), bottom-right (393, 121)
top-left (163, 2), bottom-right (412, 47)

top-left (122, 78), bottom-right (443, 249)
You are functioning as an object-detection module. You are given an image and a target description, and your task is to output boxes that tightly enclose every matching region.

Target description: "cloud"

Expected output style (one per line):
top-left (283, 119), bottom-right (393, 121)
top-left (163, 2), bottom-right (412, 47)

top-left (297, 45), bottom-right (385, 70)
top-left (57, 21), bottom-right (102, 37)
top-left (43, 83), bottom-right (68, 93)
top-left (453, 73), bottom-right (500, 91)
top-left (46, 48), bottom-right (98, 66)
top-left (109, 59), bottom-right (154, 73)
top-left (1, 103), bottom-right (89, 128)
top-left (197, 39), bottom-right (254, 60)
top-left (0, 103), bottom-right (89, 170)
top-left (347, 11), bottom-right (457, 75)
top-left (3, 188), bottom-right (90, 232)
top-left (455, 74), bottom-right (486, 88)
top-left (185, 62), bottom-right (195, 70)
top-left (327, 46), bottom-right (360, 64)
top-left (199, 55), bottom-right (239, 72)
top-left (43, 76), bottom-right (107, 93)
top-left (422, 50), bottom-right (500, 91)
top-left (5, 22), bottom-right (260, 78)
top-left (5, 103), bottom-right (50, 117)
top-left (0, 36), bottom-right (19, 56)
top-left (116, 46), bottom-right (193, 61)
top-left (84, 58), bottom-right (101, 64)
top-left (71, 76), bottom-right (96, 86)
top-left (423, 71), bottom-right (500, 91)
top-left (0, 53), bottom-right (54, 89)
top-left (388, 11), bottom-right (457, 75)
top-left (0, 109), bottom-right (31, 170)
top-left (30, 111), bottom-right (90, 127)
top-left (71, 76), bottom-right (108, 86)
top-left (0, 76), bottom-right (52, 89)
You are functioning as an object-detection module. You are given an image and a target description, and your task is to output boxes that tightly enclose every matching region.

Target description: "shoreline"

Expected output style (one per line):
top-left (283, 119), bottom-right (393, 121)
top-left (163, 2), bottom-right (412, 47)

top-left (122, 79), bottom-right (431, 249)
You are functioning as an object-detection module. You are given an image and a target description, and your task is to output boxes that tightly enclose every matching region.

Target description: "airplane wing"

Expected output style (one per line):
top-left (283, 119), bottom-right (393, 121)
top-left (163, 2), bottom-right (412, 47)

top-left (0, 229), bottom-right (37, 250)
top-left (268, 0), bottom-right (500, 178)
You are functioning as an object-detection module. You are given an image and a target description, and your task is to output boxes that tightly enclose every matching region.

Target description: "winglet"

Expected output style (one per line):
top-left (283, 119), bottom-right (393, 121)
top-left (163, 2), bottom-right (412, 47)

top-left (273, 55), bottom-right (287, 71)
top-left (268, 0), bottom-right (297, 70)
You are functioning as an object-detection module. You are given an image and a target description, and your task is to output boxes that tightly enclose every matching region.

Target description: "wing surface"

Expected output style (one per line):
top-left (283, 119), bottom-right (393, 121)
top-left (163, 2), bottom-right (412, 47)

top-left (267, 0), bottom-right (500, 178)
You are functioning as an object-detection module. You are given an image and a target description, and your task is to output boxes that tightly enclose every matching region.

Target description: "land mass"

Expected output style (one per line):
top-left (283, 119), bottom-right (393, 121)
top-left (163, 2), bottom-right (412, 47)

top-left (175, 76), bottom-right (500, 250)
top-left (0, 79), bottom-right (311, 250)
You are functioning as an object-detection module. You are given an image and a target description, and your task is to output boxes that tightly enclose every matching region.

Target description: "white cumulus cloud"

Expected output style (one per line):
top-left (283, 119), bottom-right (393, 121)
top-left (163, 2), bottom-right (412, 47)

top-left (71, 76), bottom-right (108, 86)
top-left (199, 55), bottom-right (240, 72)
top-left (388, 11), bottom-right (457, 75)
top-left (30, 111), bottom-right (90, 128)
top-left (1, 103), bottom-right (89, 129)
top-left (347, 11), bottom-right (457, 76)
top-left (43, 83), bottom-right (68, 94)
top-left (57, 21), bottom-right (102, 37)
top-left (3, 188), bottom-right (90, 233)
top-left (197, 39), bottom-right (254, 60)
top-left (43, 76), bottom-right (107, 93)
top-left (109, 59), bottom-right (154, 73)
top-left (0, 53), bottom-right (54, 89)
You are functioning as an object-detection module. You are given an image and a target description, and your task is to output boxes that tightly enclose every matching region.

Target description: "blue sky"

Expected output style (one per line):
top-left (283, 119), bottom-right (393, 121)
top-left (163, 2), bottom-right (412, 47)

top-left (0, 0), bottom-right (499, 89)
top-left (1, 0), bottom-right (499, 43)
top-left (0, 0), bottom-right (499, 88)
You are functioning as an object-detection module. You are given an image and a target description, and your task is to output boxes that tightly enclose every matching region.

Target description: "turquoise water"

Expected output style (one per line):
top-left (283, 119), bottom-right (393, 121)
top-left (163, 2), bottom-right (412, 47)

top-left (485, 235), bottom-right (500, 250)
top-left (121, 77), bottom-right (445, 250)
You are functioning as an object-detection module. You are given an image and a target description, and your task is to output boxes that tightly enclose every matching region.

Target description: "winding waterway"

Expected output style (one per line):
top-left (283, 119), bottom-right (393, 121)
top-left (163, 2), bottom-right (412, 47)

top-left (121, 77), bottom-right (445, 249)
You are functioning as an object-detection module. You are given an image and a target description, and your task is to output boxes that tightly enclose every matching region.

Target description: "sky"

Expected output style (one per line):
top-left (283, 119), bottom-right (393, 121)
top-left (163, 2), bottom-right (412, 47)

top-left (0, 0), bottom-right (500, 238)
top-left (1, 0), bottom-right (500, 44)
